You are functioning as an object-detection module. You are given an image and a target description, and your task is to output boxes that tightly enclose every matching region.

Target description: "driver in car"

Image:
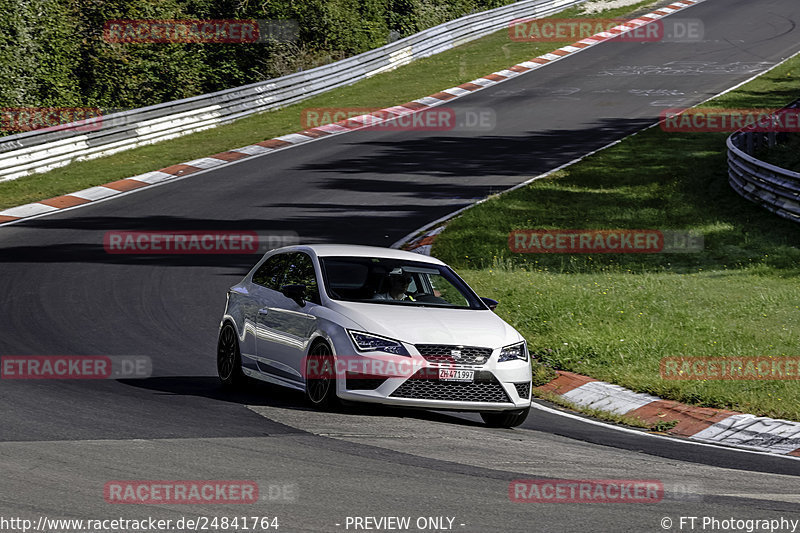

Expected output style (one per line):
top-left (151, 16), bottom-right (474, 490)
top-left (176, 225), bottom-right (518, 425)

top-left (373, 273), bottom-right (415, 301)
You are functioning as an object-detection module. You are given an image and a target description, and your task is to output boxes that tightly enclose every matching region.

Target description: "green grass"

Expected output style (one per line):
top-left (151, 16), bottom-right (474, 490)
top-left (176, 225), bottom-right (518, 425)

top-left (0, 0), bottom-right (658, 209)
top-left (433, 53), bottom-right (800, 421)
top-left (469, 269), bottom-right (800, 420)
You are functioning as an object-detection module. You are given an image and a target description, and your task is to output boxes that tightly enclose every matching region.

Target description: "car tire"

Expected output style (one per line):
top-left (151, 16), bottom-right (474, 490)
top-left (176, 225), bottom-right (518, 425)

top-left (217, 323), bottom-right (247, 388)
top-left (480, 407), bottom-right (530, 428)
top-left (304, 340), bottom-right (339, 410)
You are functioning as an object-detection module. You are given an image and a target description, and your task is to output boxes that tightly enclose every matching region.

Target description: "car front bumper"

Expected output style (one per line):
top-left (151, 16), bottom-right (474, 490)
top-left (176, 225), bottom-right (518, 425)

top-left (334, 354), bottom-right (532, 412)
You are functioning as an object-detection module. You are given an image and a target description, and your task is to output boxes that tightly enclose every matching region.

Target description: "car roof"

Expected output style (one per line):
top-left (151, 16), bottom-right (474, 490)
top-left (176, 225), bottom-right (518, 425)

top-left (275, 244), bottom-right (446, 265)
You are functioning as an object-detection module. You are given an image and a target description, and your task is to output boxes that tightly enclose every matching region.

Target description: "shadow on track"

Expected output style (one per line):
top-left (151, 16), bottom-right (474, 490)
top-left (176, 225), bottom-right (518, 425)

top-left (120, 375), bottom-right (485, 428)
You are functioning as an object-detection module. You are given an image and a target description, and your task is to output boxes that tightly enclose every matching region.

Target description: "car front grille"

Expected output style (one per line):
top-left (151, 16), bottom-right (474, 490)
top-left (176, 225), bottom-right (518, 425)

top-left (514, 382), bottom-right (531, 399)
top-left (389, 370), bottom-right (511, 403)
top-left (415, 344), bottom-right (493, 366)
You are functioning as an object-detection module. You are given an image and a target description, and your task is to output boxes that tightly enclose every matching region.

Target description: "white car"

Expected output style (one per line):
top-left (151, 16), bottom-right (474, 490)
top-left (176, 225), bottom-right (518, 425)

top-left (217, 244), bottom-right (532, 427)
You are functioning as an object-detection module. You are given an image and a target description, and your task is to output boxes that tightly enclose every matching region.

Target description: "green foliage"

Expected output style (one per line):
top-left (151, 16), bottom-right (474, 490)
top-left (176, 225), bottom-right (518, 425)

top-left (0, 0), bottom-right (516, 113)
top-left (531, 360), bottom-right (557, 387)
top-left (0, 0), bottom-right (81, 106)
top-left (650, 420), bottom-right (679, 433)
top-left (73, 0), bottom-right (207, 107)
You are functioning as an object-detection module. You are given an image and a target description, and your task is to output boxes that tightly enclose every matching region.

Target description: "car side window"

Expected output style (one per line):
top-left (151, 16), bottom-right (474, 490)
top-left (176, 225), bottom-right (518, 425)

top-left (283, 252), bottom-right (320, 304)
top-left (252, 254), bottom-right (288, 290)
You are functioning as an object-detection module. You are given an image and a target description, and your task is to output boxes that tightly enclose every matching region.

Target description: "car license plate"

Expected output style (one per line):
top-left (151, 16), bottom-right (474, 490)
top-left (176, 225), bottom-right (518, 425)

top-left (439, 369), bottom-right (474, 382)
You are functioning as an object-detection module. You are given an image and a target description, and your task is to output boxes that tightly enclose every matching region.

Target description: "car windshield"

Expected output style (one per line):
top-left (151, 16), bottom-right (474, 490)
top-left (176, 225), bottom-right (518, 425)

top-left (319, 256), bottom-right (484, 309)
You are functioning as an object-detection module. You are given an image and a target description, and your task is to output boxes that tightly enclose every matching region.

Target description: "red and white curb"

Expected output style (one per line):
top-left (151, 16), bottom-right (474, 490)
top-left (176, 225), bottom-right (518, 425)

top-left (0, 0), bottom-right (704, 227)
top-left (405, 226), bottom-right (446, 255)
top-left (538, 371), bottom-right (800, 457)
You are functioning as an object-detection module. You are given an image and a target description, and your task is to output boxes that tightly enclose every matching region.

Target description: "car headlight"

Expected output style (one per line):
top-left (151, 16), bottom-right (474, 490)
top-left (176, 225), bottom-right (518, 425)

top-left (347, 330), bottom-right (410, 356)
top-left (498, 341), bottom-right (528, 362)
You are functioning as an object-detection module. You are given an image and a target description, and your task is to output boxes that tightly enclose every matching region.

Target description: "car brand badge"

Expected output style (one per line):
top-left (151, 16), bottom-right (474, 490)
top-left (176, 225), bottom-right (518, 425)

top-left (451, 350), bottom-right (462, 359)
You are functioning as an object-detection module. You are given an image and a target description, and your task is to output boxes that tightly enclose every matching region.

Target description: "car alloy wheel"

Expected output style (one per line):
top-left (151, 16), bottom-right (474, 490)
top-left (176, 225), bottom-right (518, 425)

top-left (305, 341), bottom-right (338, 409)
top-left (217, 323), bottom-right (246, 387)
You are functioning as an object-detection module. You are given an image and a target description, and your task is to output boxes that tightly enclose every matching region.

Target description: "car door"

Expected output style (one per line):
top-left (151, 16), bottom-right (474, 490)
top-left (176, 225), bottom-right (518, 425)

top-left (256, 252), bottom-right (320, 383)
top-left (246, 253), bottom-right (289, 377)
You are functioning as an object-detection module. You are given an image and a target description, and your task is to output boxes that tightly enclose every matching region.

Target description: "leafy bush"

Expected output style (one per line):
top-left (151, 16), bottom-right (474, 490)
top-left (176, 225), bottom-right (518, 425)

top-left (0, 0), bottom-right (515, 114)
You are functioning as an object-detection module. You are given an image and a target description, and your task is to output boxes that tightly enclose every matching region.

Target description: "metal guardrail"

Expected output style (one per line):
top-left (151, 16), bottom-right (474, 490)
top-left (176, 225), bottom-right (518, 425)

top-left (0, 0), bottom-right (585, 182)
top-left (727, 101), bottom-right (800, 223)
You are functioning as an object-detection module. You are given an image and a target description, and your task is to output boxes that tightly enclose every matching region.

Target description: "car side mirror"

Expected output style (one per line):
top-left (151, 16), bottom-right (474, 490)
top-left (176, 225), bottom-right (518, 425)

top-left (281, 284), bottom-right (307, 307)
top-left (481, 297), bottom-right (499, 311)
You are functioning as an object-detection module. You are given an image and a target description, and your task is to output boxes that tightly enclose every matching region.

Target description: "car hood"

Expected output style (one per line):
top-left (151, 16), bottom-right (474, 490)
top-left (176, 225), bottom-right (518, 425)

top-left (327, 300), bottom-right (522, 348)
